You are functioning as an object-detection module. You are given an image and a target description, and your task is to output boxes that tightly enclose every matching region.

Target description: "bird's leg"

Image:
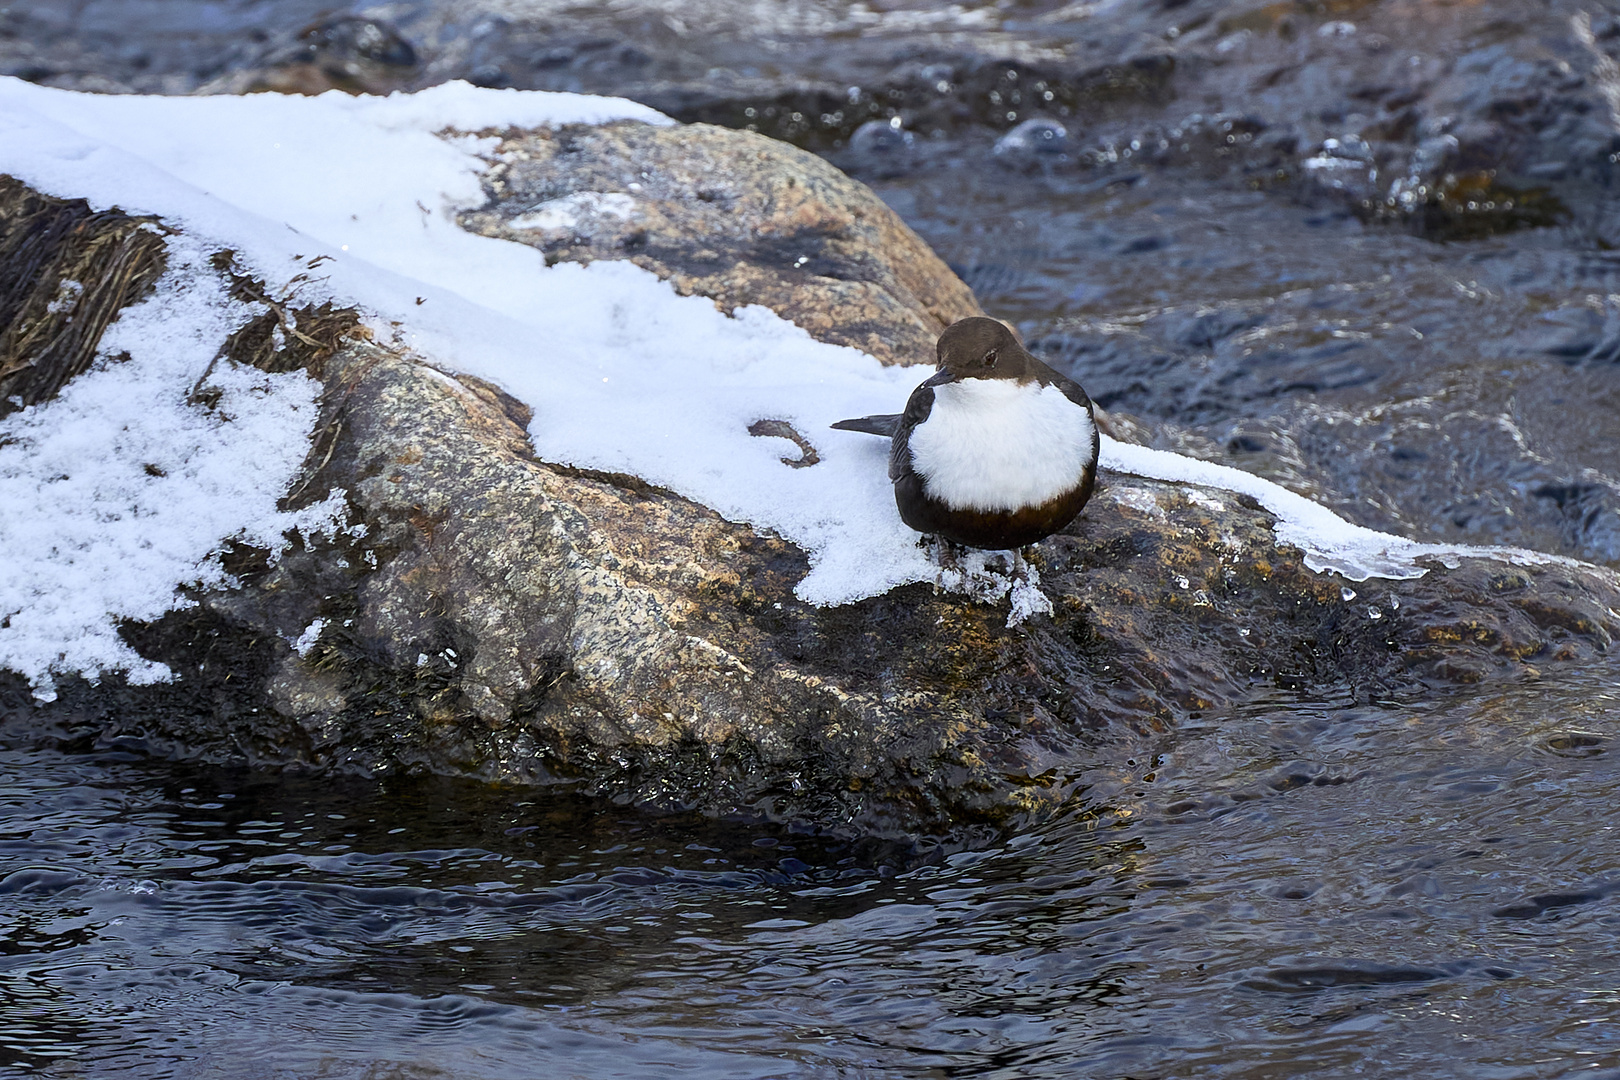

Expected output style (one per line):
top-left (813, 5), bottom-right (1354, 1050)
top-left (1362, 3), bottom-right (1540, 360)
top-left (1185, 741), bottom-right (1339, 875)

top-left (932, 537), bottom-right (964, 584)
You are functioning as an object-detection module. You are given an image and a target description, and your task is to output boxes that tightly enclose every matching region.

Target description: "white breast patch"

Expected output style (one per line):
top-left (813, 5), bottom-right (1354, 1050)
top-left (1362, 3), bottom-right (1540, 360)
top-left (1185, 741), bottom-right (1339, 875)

top-left (906, 379), bottom-right (1095, 513)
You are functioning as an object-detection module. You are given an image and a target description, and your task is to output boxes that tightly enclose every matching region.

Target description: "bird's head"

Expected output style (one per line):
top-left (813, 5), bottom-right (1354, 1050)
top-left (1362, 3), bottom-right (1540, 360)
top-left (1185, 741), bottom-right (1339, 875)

top-left (923, 317), bottom-right (1032, 388)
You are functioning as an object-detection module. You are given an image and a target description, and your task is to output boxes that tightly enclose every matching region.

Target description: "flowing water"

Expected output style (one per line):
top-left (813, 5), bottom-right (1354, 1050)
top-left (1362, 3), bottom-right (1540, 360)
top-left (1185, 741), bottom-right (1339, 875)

top-left (6, 672), bottom-right (1620, 1078)
top-left (6, 0), bottom-right (1620, 1074)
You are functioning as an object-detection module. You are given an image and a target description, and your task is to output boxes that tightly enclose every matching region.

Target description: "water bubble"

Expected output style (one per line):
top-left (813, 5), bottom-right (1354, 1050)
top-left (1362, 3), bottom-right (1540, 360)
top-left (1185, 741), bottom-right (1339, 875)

top-left (1368, 607), bottom-right (1382, 620)
top-left (850, 118), bottom-right (913, 155)
top-left (1175, 574), bottom-right (1191, 590)
top-left (1238, 628), bottom-right (1251, 637)
top-left (1341, 586), bottom-right (1357, 601)
top-left (1390, 595), bottom-right (1400, 609)
top-left (993, 118), bottom-right (1069, 159)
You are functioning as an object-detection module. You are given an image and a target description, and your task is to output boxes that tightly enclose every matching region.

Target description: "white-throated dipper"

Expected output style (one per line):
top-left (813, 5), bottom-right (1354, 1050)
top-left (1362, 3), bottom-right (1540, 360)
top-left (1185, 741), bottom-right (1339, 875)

top-left (833, 317), bottom-right (1100, 550)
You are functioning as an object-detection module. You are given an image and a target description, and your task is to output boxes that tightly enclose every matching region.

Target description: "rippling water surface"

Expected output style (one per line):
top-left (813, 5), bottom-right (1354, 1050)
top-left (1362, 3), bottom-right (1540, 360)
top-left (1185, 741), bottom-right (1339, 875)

top-left (7, 672), bottom-right (1620, 1078)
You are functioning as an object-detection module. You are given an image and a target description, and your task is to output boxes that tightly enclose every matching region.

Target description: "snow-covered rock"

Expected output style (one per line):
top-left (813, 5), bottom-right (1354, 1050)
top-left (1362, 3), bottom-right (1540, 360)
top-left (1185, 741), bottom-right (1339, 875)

top-left (4, 81), bottom-right (1619, 836)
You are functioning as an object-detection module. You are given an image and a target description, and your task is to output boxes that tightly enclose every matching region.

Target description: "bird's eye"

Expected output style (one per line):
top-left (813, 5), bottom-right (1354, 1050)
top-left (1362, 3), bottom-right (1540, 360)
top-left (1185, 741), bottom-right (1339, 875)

top-left (983, 350), bottom-right (998, 368)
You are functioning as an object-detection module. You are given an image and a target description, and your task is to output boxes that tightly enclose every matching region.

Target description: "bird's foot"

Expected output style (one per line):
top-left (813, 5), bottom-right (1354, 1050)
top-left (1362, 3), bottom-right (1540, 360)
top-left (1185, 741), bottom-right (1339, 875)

top-left (927, 537), bottom-right (966, 588)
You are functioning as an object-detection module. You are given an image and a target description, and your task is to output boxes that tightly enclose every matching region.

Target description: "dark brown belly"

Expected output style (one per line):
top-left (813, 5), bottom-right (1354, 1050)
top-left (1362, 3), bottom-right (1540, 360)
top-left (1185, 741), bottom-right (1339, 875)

top-left (895, 469), bottom-right (1096, 549)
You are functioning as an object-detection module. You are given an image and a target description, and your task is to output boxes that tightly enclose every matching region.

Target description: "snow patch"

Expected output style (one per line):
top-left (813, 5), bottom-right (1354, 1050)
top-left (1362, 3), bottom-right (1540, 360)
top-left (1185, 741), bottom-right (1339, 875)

top-left (924, 548), bottom-right (1053, 628)
top-left (293, 618), bottom-right (327, 657)
top-left (45, 279), bottom-right (83, 315)
top-left (0, 235), bottom-right (346, 693)
top-left (509, 191), bottom-right (638, 231)
top-left (1099, 437), bottom-right (1584, 582)
top-left (1006, 572), bottom-right (1054, 627)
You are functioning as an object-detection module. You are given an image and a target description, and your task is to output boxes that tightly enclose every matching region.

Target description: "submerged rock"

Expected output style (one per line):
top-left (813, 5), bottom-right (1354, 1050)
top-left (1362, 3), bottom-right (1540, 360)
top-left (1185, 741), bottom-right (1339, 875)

top-left (4, 119), bottom-right (1620, 840)
top-left (993, 118), bottom-right (1069, 166)
top-left (844, 119), bottom-right (917, 178)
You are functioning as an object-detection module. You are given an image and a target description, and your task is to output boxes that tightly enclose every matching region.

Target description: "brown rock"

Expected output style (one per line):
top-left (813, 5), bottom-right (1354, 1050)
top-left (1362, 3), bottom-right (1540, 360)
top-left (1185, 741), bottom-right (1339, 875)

top-left (456, 121), bottom-right (983, 367)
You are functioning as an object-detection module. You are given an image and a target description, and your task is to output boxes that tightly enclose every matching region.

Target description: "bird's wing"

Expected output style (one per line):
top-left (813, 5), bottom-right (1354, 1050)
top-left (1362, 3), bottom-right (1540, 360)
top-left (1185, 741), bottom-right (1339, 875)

top-left (1030, 357), bottom-right (1094, 412)
top-left (1057, 378), bottom-right (1093, 412)
top-left (888, 383), bottom-right (936, 483)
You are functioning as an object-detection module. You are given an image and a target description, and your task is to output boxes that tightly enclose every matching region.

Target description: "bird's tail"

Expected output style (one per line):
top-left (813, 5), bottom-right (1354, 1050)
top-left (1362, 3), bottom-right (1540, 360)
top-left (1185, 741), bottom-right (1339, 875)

top-left (830, 413), bottom-right (902, 437)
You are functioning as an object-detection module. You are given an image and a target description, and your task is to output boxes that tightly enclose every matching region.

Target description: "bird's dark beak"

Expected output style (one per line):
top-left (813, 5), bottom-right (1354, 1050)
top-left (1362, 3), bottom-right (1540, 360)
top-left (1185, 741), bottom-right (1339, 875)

top-left (922, 368), bottom-right (956, 388)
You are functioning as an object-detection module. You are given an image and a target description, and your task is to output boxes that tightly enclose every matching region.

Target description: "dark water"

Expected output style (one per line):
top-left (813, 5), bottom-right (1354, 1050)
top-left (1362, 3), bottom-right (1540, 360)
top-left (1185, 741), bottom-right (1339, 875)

top-left (7, 672), bottom-right (1620, 1078)
top-left (7, 1), bottom-right (1620, 1075)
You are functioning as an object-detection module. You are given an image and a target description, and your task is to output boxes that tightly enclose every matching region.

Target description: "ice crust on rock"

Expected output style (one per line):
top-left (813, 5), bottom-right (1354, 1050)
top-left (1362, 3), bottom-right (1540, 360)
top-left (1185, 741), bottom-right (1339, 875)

top-left (508, 191), bottom-right (639, 231)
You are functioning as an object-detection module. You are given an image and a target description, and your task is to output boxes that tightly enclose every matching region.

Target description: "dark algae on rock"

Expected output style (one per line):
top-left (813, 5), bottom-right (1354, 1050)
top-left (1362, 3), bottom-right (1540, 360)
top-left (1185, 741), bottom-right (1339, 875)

top-left (0, 175), bottom-right (167, 416)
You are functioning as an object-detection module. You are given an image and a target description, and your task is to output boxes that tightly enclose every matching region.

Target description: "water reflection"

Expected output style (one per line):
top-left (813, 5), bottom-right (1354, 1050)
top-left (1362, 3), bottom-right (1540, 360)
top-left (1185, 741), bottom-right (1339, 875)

top-left (5, 670), bottom-right (1620, 1076)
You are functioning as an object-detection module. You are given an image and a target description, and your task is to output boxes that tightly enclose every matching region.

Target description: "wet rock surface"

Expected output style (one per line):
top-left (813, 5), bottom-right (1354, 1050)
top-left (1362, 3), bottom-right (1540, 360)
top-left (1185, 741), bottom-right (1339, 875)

top-left (5, 131), bottom-right (1620, 837)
